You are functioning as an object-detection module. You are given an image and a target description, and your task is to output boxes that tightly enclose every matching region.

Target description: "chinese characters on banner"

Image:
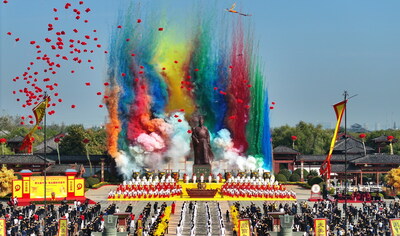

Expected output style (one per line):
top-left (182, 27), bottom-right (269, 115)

top-left (58, 219), bottom-right (68, 236)
top-left (238, 219), bottom-right (251, 236)
top-left (314, 218), bottom-right (327, 236)
top-left (390, 218), bottom-right (400, 236)
top-left (0, 219), bottom-right (5, 236)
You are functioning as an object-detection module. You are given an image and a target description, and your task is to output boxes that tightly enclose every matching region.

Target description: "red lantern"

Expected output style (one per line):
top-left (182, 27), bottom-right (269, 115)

top-left (291, 136), bottom-right (297, 141)
top-left (0, 138), bottom-right (7, 144)
top-left (387, 136), bottom-right (394, 141)
top-left (359, 133), bottom-right (366, 139)
top-left (82, 138), bottom-right (90, 144)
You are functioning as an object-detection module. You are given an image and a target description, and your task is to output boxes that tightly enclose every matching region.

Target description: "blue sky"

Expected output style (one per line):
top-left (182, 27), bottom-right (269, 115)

top-left (1, 0), bottom-right (400, 129)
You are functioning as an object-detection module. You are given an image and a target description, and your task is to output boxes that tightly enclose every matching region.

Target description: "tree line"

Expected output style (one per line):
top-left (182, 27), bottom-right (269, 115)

top-left (1, 115), bottom-right (400, 155)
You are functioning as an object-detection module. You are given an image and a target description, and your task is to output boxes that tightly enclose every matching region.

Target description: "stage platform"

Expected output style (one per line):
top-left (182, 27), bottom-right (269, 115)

top-left (107, 182), bottom-right (296, 202)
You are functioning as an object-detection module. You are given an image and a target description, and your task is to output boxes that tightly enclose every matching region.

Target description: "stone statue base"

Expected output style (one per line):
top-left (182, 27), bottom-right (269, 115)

top-left (193, 164), bottom-right (211, 180)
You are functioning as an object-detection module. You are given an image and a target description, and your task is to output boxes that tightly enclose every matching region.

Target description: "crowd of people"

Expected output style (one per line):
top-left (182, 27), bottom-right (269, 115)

top-left (108, 176), bottom-right (182, 199)
top-left (0, 198), bottom-right (106, 236)
top-left (294, 200), bottom-right (393, 235)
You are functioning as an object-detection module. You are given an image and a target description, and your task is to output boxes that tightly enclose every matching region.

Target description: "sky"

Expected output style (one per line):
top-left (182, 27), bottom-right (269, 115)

top-left (1, 0), bottom-right (400, 130)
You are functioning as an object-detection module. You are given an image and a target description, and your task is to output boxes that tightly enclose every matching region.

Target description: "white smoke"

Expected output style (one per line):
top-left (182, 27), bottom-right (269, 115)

top-left (212, 129), bottom-right (260, 171)
top-left (164, 112), bottom-right (191, 166)
top-left (114, 151), bottom-right (140, 179)
top-left (116, 112), bottom-right (192, 179)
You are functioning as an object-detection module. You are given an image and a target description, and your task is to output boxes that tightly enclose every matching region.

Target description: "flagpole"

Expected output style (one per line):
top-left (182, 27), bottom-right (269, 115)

top-left (343, 90), bottom-right (348, 236)
top-left (44, 91), bottom-right (47, 209)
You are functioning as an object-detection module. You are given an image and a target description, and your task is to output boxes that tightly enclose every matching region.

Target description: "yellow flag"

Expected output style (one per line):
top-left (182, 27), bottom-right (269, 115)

top-left (33, 96), bottom-right (49, 124)
top-left (320, 100), bottom-right (346, 178)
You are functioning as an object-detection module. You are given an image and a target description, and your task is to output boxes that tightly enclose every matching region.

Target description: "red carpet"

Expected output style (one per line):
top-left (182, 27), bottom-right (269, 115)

top-left (16, 196), bottom-right (96, 206)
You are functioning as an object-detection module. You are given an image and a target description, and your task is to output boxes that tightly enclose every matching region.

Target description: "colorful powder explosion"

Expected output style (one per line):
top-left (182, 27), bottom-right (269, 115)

top-left (105, 5), bottom-right (272, 178)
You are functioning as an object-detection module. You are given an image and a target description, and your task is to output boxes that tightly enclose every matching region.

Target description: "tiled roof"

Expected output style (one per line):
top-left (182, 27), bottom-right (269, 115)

top-left (8, 136), bottom-right (24, 142)
top-left (45, 164), bottom-right (83, 173)
top-left (297, 154), bottom-right (361, 162)
top-left (334, 136), bottom-right (374, 154)
top-left (0, 154), bottom-right (55, 164)
top-left (273, 146), bottom-right (299, 154)
top-left (352, 153), bottom-right (400, 164)
top-left (331, 164), bottom-right (361, 173)
top-left (372, 135), bottom-right (398, 143)
top-left (45, 154), bottom-right (109, 163)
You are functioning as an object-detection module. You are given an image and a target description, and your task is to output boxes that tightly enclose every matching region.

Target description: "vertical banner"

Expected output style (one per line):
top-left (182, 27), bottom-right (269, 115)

top-left (390, 219), bottom-right (400, 236)
top-left (74, 178), bottom-right (85, 196)
top-left (314, 218), bottom-right (327, 236)
top-left (58, 218), bottom-right (68, 236)
top-left (238, 219), bottom-right (251, 236)
top-left (12, 180), bottom-right (23, 198)
top-left (0, 219), bottom-right (5, 236)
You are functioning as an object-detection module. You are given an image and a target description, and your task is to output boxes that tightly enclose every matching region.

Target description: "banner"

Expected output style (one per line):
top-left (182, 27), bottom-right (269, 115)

top-left (314, 218), bottom-right (327, 236)
top-left (19, 96), bottom-right (50, 153)
top-left (33, 96), bottom-right (49, 124)
top-left (74, 178), bottom-right (85, 197)
top-left (0, 219), bottom-right (5, 236)
top-left (320, 100), bottom-right (346, 178)
top-left (30, 176), bottom-right (67, 199)
top-left (238, 219), bottom-right (251, 236)
top-left (12, 180), bottom-right (23, 198)
top-left (390, 219), bottom-right (400, 236)
top-left (58, 219), bottom-right (68, 236)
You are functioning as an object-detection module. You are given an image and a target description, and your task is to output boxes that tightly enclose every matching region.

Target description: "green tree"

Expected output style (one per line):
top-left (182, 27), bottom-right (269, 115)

top-left (59, 125), bottom-right (88, 155)
top-left (59, 125), bottom-right (106, 155)
top-left (272, 121), bottom-right (332, 155)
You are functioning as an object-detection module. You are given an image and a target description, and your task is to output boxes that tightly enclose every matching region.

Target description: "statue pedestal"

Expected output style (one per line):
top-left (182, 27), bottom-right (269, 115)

top-left (193, 164), bottom-right (211, 180)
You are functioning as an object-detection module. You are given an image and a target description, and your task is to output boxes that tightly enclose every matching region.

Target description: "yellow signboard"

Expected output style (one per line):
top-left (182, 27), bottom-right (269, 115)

top-left (30, 176), bottom-right (67, 199)
top-left (238, 219), bottom-right (251, 236)
top-left (390, 219), bottom-right (400, 236)
top-left (0, 219), bottom-right (5, 236)
top-left (12, 180), bottom-right (23, 198)
top-left (58, 219), bottom-right (68, 236)
top-left (314, 218), bottom-right (327, 236)
top-left (74, 178), bottom-right (85, 197)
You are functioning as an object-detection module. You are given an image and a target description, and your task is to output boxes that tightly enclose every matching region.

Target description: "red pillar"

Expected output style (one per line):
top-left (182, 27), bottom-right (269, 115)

top-left (20, 170), bottom-right (33, 200)
top-left (65, 169), bottom-right (78, 198)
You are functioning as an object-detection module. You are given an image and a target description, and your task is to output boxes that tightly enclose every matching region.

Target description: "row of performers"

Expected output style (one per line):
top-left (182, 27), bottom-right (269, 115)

top-left (221, 188), bottom-right (296, 199)
top-left (116, 182), bottom-right (181, 192)
top-left (222, 182), bottom-right (287, 191)
top-left (108, 188), bottom-right (182, 199)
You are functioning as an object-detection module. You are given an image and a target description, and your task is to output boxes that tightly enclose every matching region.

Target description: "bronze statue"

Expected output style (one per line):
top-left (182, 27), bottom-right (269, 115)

top-left (191, 116), bottom-right (214, 165)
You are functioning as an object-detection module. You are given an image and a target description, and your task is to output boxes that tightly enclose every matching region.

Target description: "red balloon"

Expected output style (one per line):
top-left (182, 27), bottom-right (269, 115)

top-left (291, 135), bottom-right (297, 141)
top-left (158, 28), bottom-right (164, 31)
top-left (270, 106), bottom-right (274, 109)
top-left (187, 130), bottom-right (192, 134)
top-left (387, 136), bottom-right (395, 141)
top-left (71, 104), bottom-right (76, 108)
top-left (121, 73), bottom-right (126, 77)
top-left (359, 133), bottom-right (366, 139)
top-left (137, 19), bottom-right (142, 23)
